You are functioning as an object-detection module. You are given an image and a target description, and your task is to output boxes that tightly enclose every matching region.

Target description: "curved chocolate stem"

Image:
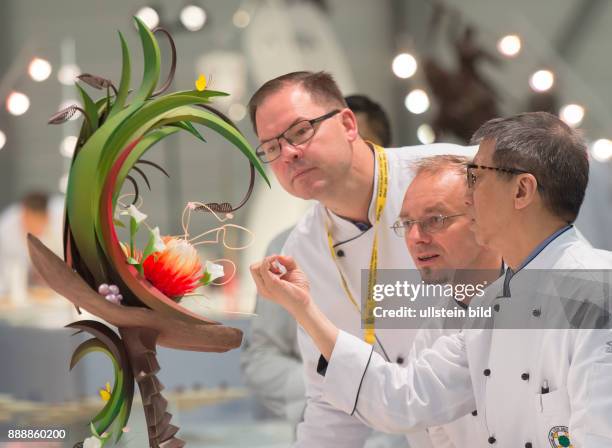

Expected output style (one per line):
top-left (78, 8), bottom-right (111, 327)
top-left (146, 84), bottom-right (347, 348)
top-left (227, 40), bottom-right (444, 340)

top-left (119, 327), bottom-right (185, 448)
top-left (150, 27), bottom-right (177, 98)
top-left (193, 105), bottom-right (257, 214)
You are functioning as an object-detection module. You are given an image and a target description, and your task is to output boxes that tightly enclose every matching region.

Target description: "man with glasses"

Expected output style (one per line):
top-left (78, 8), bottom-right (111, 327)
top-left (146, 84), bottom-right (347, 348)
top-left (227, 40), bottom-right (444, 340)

top-left (251, 112), bottom-right (612, 447)
top-left (240, 94), bottom-right (399, 446)
top-left (394, 155), bottom-right (502, 287)
top-left (247, 71), bottom-right (474, 447)
top-left (392, 154), bottom-right (501, 447)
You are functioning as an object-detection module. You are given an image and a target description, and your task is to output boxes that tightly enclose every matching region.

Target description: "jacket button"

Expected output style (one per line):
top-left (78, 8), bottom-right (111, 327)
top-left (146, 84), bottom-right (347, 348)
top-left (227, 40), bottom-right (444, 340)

top-left (521, 372), bottom-right (530, 381)
top-left (336, 249), bottom-right (345, 257)
top-left (488, 436), bottom-right (496, 444)
top-left (493, 304), bottom-right (500, 312)
top-left (483, 368), bottom-right (491, 376)
top-left (471, 410), bottom-right (478, 416)
top-left (525, 443), bottom-right (533, 448)
top-left (532, 308), bottom-right (541, 317)
top-left (396, 356), bottom-right (404, 365)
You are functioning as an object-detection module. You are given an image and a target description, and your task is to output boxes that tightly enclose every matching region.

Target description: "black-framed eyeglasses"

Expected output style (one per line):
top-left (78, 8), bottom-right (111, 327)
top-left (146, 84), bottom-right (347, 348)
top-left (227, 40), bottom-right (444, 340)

top-left (255, 109), bottom-right (341, 163)
top-left (391, 213), bottom-right (466, 237)
top-left (466, 163), bottom-right (530, 189)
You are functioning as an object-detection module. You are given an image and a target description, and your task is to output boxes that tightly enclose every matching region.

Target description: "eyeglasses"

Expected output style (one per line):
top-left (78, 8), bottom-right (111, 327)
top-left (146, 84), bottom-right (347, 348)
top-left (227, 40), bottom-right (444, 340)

top-left (391, 213), bottom-right (466, 237)
top-left (465, 163), bottom-right (530, 189)
top-left (255, 110), bottom-right (341, 163)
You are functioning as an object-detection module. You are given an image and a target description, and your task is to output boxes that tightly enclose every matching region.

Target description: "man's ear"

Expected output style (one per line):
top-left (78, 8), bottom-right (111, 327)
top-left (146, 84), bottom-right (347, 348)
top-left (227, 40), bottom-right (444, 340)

top-left (339, 108), bottom-right (359, 142)
top-left (514, 174), bottom-right (539, 210)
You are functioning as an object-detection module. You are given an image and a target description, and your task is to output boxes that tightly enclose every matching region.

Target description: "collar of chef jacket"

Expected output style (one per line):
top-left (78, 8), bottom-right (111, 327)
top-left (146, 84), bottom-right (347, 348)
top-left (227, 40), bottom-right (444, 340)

top-left (502, 225), bottom-right (573, 297)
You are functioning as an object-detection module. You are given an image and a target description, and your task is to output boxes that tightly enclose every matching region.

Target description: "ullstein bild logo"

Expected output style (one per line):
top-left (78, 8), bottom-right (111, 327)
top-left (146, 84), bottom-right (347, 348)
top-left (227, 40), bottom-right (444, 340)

top-left (362, 269), bottom-right (612, 330)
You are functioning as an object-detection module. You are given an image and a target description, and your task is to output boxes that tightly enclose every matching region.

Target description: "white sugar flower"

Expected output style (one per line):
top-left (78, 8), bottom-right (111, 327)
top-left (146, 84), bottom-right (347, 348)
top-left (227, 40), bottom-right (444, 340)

top-left (205, 261), bottom-right (225, 282)
top-left (121, 204), bottom-right (147, 224)
top-left (83, 436), bottom-right (102, 448)
top-left (150, 227), bottom-right (166, 252)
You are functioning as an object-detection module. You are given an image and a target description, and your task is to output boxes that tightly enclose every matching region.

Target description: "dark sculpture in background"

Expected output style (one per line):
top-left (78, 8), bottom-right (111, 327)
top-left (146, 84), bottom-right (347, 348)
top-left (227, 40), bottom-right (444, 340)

top-left (423, 2), bottom-right (501, 143)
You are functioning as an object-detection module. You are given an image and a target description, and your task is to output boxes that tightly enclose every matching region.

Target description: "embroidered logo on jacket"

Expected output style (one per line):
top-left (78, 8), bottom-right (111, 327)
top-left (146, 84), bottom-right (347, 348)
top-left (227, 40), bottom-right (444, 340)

top-left (548, 426), bottom-right (572, 447)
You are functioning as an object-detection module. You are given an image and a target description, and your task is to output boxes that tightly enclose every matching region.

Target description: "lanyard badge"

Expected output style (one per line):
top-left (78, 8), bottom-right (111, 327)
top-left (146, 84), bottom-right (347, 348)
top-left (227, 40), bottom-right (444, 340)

top-left (326, 144), bottom-right (388, 344)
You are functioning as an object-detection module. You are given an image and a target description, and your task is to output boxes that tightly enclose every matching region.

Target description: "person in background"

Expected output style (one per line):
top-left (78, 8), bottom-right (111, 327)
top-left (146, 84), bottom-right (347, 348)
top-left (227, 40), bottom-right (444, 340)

top-left (0, 192), bottom-right (64, 298)
top-left (345, 94), bottom-right (392, 147)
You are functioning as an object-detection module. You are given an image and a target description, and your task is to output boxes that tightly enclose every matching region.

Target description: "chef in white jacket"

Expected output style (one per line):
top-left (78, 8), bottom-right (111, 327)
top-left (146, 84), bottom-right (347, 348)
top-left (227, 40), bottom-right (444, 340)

top-left (247, 70), bottom-right (475, 447)
top-left (252, 111), bottom-right (612, 447)
top-left (396, 154), bottom-right (502, 448)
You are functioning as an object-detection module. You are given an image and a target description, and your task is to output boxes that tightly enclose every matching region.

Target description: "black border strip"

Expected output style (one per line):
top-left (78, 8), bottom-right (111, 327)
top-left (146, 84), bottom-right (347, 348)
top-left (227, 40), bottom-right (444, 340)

top-left (350, 346), bottom-right (374, 416)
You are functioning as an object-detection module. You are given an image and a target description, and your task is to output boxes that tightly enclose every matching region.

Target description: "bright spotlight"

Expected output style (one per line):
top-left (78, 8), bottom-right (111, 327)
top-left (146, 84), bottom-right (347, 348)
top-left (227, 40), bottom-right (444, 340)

top-left (180, 5), bottom-right (207, 31)
top-left (29, 58), bottom-right (52, 82)
top-left (497, 35), bottom-right (521, 57)
top-left (591, 139), bottom-right (612, 162)
top-left (405, 89), bottom-right (430, 114)
top-left (6, 92), bottom-right (30, 116)
top-left (136, 6), bottom-right (160, 29)
top-left (417, 124), bottom-right (435, 144)
top-left (392, 53), bottom-right (418, 79)
top-left (559, 104), bottom-right (585, 128)
top-left (0, 130), bottom-right (6, 150)
top-left (529, 70), bottom-right (555, 92)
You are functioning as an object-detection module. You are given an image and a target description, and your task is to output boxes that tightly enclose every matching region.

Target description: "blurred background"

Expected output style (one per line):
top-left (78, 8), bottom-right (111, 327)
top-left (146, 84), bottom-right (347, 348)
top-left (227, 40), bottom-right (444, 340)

top-left (0, 0), bottom-right (611, 446)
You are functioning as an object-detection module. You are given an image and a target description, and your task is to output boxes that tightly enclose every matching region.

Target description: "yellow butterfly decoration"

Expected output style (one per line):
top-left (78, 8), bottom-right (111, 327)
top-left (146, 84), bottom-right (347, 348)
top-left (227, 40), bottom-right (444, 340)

top-left (195, 73), bottom-right (213, 92)
top-left (99, 382), bottom-right (112, 402)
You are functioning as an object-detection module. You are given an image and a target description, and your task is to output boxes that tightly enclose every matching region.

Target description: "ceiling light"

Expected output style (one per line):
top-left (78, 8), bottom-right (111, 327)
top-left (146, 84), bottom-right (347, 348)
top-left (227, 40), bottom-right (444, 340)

top-left (6, 92), bottom-right (30, 116)
top-left (591, 139), bottom-right (612, 162)
top-left (417, 124), bottom-right (435, 144)
top-left (180, 5), bottom-right (207, 31)
top-left (392, 53), bottom-right (418, 79)
top-left (136, 6), bottom-right (160, 29)
top-left (405, 89), bottom-right (429, 114)
top-left (497, 35), bottom-right (521, 57)
top-left (29, 58), bottom-right (52, 82)
top-left (529, 70), bottom-right (555, 92)
top-left (559, 104), bottom-right (585, 128)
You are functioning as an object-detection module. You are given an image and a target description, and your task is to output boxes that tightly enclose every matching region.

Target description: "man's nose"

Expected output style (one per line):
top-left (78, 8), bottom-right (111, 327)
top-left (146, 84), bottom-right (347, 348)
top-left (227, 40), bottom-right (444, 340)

top-left (406, 223), bottom-right (431, 245)
top-left (279, 138), bottom-right (303, 161)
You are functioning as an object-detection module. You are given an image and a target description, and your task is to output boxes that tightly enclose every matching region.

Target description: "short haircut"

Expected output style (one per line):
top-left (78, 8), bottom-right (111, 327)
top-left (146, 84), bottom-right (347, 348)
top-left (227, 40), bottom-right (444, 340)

top-left (470, 112), bottom-right (588, 222)
top-left (411, 154), bottom-right (469, 178)
top-left (21, 192), bottom-right (49, 213)
top-left (248, 71), bottom-right (347, 135)
top-left (345, 94), bottom-right (392, 147)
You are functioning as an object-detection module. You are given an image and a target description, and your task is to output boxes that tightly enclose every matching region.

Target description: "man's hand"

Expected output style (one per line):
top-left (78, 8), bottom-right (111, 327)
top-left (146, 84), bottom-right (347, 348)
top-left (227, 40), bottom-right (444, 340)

top-left (250, 255), bottom-right (339, 361)
top-left (250, 255), bottom-right (312, 316)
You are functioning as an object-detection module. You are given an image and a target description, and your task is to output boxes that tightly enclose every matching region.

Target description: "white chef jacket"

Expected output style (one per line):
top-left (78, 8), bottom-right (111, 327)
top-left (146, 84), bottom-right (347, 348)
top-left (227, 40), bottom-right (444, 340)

top-left (408, 313), bottom-right (490, 448)
top-left (321, 227), bottom-right (612, 447)
top-left (282, 144), bottom-right (477, 447)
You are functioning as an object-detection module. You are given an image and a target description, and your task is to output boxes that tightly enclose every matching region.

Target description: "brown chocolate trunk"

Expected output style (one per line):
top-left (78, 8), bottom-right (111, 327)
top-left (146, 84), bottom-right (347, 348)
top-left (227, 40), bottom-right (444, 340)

top-left (120, 327), bottom-right (185, 448)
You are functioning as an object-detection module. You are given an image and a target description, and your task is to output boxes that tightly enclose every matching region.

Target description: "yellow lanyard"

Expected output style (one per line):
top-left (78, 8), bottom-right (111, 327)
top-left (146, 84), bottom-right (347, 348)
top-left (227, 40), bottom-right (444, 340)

top-left (326, 144), bottom-right (388, 344)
